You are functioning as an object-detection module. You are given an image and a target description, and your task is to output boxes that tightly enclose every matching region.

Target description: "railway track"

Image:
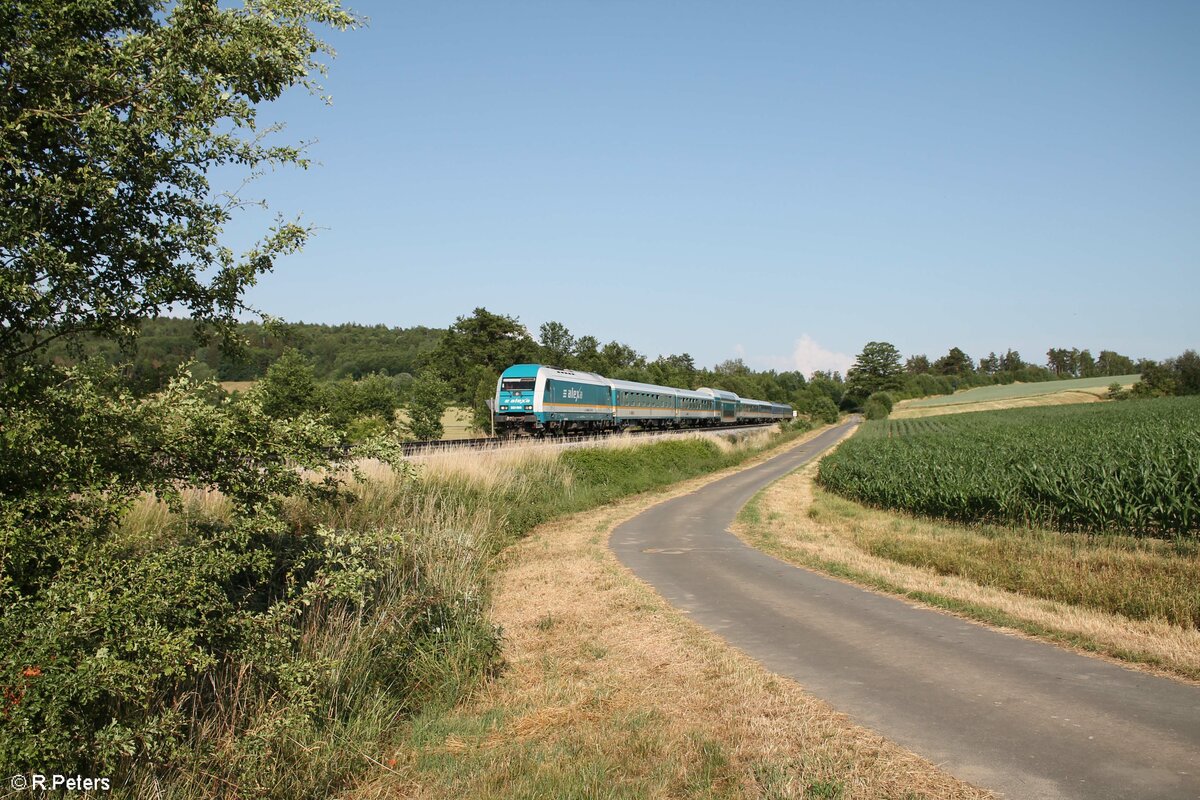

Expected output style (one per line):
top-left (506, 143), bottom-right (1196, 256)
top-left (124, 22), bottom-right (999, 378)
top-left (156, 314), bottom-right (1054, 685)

top-left (400, 422), bottom-right (785, 457)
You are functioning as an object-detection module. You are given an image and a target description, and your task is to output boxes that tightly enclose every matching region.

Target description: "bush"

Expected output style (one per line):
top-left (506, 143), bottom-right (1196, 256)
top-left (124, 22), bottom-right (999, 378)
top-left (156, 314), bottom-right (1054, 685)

top-left (866, 392), bottom-right (894, 412)
top-left (794, 390), bottom-right (840, 424)
top-left (0, 364), bottom-right (413, 785)
top-left (862, 398), bottom-right (890, 420)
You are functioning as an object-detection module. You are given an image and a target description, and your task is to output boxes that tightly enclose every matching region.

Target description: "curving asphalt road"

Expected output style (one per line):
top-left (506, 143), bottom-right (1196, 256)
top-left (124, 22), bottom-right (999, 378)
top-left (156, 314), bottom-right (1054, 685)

top-left (610, 421), bottom-right (1200, 800)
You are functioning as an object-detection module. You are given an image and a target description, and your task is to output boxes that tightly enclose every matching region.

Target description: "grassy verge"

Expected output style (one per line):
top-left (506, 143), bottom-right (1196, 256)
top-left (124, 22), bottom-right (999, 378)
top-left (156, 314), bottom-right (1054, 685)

top-left (733, 459), bottom-right (1200, 682)
top-left (350, 425), bottom-right (989, 800)
top-left (112, 425), bottom-right (823, 797)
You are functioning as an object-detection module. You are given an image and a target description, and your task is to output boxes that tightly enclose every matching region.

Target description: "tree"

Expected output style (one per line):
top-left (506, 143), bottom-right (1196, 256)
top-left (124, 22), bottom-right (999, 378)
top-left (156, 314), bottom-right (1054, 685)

top-left (428, 308), bottom-right (537, 397)
top-left (808, 371), bottom-right (845, 407)
top-left (1127, 351), bottom-right (1200, 398)
top-left (1, 0), bottom-right (358, 366)
top-left (1132, 362), bottom-right (1177, 398)
top-left (1078, 349), bottom-right (1097, 378)
top-left (978, 352), bottom-right (999, 375)
top-left (598, 341), bottom-right (646, 376)
top-left (714, 358), bottom-right (752, 376)
top-left (573, 335), bottom-right (601, 371)
top-left (647, 353), bottom-right (698, 388)
top-left (404, 370), bottom-right (451, 441)
top-left (1096, 350), bottom-right (1135, 376)
top-left (0, 1), bottom-right (365, 780)
top-left (999, 349), bottom-right (1024, 373)
top-left (1046, 348), bottom-right (1080, 377)
top-left (934, 347), bottom-right (974, 376)
top-left (1173, 350), bottom-right (1200, 395)
top-left (905, 354), bottom-right (931, 374)
top-left (844, 342), bottom-right (903, 407)
top-left (257, 348), bottom-right (317, 419)
top-left (793, 388), bottom-right (839, 424)
top-left (538, 321), bottom-right (576, 368)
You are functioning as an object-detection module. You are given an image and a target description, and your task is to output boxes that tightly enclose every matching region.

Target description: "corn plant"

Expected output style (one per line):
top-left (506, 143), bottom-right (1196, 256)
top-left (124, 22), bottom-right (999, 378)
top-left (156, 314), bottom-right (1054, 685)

top-left (818, 396), bottom-right (1200, 536)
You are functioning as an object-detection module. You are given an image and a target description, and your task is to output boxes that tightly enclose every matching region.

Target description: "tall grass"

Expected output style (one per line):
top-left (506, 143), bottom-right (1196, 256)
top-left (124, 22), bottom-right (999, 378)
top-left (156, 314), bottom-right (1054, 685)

top-left (114, 424), bottom-right (806, 798)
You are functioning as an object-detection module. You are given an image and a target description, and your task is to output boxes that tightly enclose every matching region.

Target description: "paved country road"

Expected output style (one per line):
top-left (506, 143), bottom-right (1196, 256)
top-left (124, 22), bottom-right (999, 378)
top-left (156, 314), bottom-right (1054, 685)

top-left (610, 421), bottom-right (1200, 800)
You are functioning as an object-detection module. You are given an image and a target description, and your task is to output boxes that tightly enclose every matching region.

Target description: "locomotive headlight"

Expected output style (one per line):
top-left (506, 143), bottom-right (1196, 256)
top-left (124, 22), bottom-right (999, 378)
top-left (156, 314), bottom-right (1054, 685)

top-left (524, 404), bottom-right (533, 410)
top-left (500, 405), bottom-right (508, 410)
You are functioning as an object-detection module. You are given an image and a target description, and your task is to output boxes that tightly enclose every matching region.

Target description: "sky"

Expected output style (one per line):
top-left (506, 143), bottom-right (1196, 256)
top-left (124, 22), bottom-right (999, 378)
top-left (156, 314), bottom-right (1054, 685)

top-left (227, 1), bottom-right (1199, 377)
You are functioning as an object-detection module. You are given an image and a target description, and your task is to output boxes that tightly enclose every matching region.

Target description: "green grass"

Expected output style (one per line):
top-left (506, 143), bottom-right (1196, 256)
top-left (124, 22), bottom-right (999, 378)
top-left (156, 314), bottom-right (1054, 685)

top-left (400, 704), bottom-right (745, 800)
top-left (818, 396), bottom-right (1200, 536)
top-left (904, 374), bottom-right (1139, 408)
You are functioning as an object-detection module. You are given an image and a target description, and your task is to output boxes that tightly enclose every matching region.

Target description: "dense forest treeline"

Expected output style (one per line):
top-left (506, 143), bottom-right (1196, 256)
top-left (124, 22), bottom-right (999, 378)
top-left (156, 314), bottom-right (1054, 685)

top-left (40, 308), bottom-right (1189, 436)
top-left (42, 316), bottom-right (445, 389)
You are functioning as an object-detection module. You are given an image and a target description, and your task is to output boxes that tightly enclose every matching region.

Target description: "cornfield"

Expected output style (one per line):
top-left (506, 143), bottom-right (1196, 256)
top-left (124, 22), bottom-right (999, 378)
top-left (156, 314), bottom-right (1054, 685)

top-left (817, 396), bottom-right (1200, 536)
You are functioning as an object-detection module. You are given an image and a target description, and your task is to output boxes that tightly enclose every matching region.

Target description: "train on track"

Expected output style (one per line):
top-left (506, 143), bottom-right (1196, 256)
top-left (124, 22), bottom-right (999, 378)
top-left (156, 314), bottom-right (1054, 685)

top-left (494, 363), bottom-right (794, 437)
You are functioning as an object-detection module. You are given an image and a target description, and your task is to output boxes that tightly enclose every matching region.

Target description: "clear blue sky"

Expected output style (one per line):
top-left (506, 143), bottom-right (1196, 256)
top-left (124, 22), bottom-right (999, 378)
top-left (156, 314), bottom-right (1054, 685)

top-left (230, 0), bottom-right (1199, 376)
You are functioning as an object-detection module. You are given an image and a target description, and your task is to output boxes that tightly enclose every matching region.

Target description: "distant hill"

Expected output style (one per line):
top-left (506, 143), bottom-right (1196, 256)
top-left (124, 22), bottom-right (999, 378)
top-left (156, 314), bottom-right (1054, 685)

top-left (891, 374), bottom-right (1141, 418)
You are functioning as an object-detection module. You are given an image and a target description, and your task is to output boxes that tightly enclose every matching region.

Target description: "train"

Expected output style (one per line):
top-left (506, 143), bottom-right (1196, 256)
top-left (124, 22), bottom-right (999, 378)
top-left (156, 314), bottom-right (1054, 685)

top-left (494, 363), bottom-right (794, 436)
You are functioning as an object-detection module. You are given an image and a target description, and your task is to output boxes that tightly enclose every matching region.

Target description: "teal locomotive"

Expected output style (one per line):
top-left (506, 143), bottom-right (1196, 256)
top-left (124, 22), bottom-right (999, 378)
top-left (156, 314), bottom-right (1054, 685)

top-left (495, 364), bottom-right (793, 436)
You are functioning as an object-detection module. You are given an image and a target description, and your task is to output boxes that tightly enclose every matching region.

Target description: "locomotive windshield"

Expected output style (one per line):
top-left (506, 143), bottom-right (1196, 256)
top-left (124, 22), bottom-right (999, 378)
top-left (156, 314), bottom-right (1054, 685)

top-left (501, 378), bottom-right (535, 391)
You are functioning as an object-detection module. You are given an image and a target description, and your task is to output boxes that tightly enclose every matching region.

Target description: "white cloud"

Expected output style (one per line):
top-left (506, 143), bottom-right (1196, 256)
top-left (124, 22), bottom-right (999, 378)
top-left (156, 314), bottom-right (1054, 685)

top-left (753, 334), bottom-right (853, 378)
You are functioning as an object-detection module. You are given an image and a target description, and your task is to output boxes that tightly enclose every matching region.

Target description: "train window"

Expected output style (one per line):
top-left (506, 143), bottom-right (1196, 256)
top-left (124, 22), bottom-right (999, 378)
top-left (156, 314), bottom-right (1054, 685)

top-left (502, 378), bottom-right (535, 391)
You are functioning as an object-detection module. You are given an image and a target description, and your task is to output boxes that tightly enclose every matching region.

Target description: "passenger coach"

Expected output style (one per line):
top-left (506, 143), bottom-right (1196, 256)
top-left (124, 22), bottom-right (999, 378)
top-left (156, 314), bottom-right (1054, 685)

top-left (494, 364), bottom-right (792, 437)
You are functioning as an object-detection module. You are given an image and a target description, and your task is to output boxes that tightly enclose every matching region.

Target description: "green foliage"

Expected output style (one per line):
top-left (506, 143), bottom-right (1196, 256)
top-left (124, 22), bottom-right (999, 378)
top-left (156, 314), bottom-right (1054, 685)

top-left (818, 397), bottom-right (1200, 536)
top-left (799, 392), bottom-right (841, 424)
top-left (257, 348), bottom-right (318, 418)
top-left (0, 364), bottom-right (371, 777)
top-left (41, 317), bottom-right (444, 390)
top-left (862, 398), bottom-right (890, 420)
top-left (469, 368), bottom-right (499, 434)
top-left (933, 347), bottom-right (974, 376)
top-left (866, 392), bottom-right (894, 412)
top-left (427, 308), bottom-right (538, 399)
top-left (405, 370), bottom-right (452, 441)
top-left (0, 0), bottom-right (387, 788)
top-left (843, 342), bottom-right (903, 408)
top-left (538, 320), bottom-right (576, 368)
top-left (1132, 350), bottom-right (1200, 398)
top-left (0, 0), bottom-right (359, 364)
top-left (317, 373), bottom-right (401, 428)
top-left (562, 439), bottom-right (725, 499)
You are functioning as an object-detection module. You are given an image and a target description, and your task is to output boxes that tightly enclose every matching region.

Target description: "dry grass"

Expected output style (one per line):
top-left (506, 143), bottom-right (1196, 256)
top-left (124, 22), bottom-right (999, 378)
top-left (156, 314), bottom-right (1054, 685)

top-left (733, 460), bottom-right (1200, 682)
top-left (393, 406), bottom-right (477, 439)
top-left (408, 445), bottom-right (568, 491)
top-left (890, 380), bottom-right (1139, 419)
top-left (403, 430), bottom-right (734, 490)
top-left (120, 486), bottom-right (234, 546)
top-left (351, 429), bottom-right (990, 799)
top-left (890, 390), bottom-right (1104, 418)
